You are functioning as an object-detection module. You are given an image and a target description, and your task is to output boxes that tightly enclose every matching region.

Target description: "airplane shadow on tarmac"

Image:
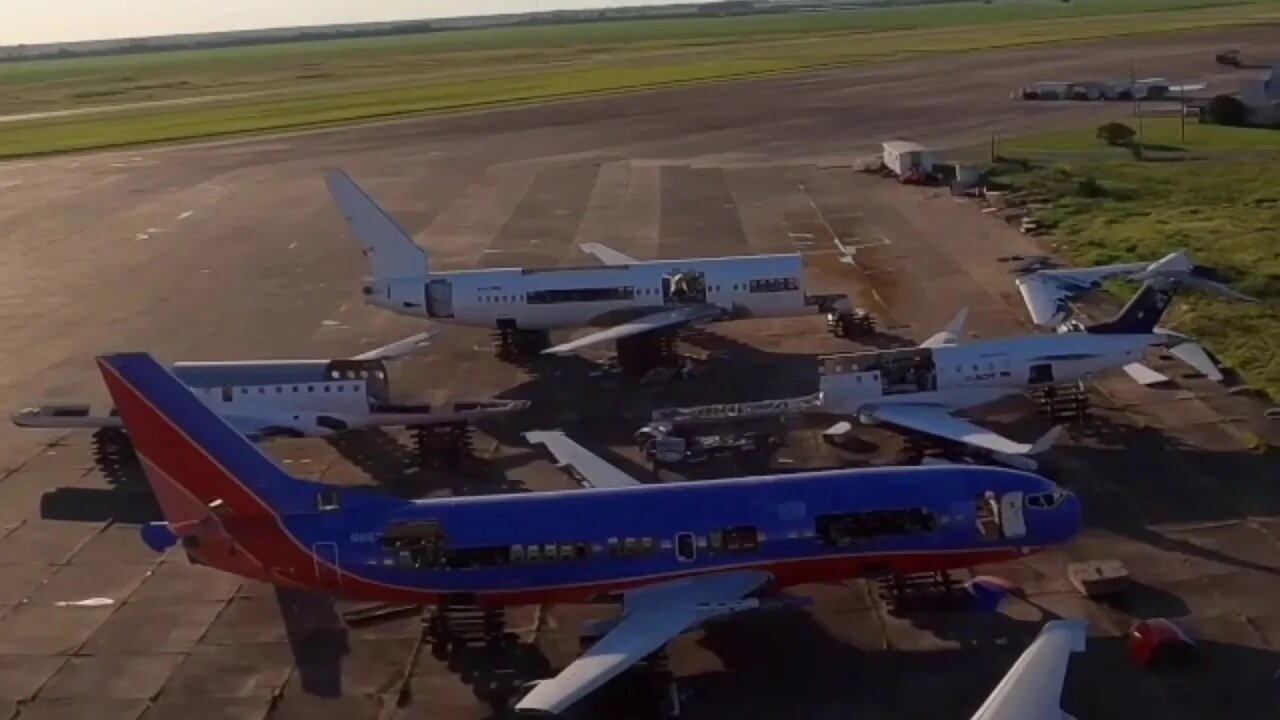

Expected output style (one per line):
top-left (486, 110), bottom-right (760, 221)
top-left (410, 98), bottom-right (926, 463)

top-left (685, 604), bottom-right (1280, 720)
top-left (275, 587), bottom-right (351, 698)
top-left (39, 427), bottom-right (161, 524)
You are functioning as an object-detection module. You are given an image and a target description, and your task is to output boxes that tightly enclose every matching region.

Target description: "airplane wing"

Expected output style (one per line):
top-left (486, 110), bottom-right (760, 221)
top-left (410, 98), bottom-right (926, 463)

top-left (1016, 261), bottom-right (1152, 327)
top-left (580, 242), bottom-right (638, 266)
top-left (542, 305), bottom-right (720, 355)
top-left (525, 430), bottom-right (641, 488)
top-left (867, 404), bottom-right (1062, 457)
top-left (515, 570), bottom-right (770, 715)
top-left (350, 330), bottom-right (438, 361)
top-left (921, 308), bottom-right (968, 348)
top-left (969, 619), bottom-right (1087, 720)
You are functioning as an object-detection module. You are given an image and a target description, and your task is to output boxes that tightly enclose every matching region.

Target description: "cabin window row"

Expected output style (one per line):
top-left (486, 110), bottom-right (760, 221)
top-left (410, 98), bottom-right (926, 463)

top-left (377, 526), bottom-right (764, 571)
top-left (215, 383), bottom-right (363, 401)
top-left (749, 277), bottom-right (799, 293)
top-left (815, 508), bottom-right (937, 547)
top-left (327, 368), bottom-right (386, 380)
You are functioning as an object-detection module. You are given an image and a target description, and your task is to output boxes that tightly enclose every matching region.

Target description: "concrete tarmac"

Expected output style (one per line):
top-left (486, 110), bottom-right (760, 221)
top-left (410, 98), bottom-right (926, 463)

top-left (0, 26), bottom-right (1278, 720)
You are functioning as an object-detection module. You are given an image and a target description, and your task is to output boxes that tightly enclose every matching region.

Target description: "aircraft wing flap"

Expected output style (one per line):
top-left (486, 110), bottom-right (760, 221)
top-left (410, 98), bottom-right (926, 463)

top-left (868, 404), bottom-right (1035, 456)
top-left (515, 571), bottom-right (769, 715)
top-left (580, 242), bottom-right (639, 266)
top-left (525, 430), bottom-right (640, 488)
top-left (969, 620), bottom-right (1087, 720)
top-left (543, 305), bottom-right (719, 355)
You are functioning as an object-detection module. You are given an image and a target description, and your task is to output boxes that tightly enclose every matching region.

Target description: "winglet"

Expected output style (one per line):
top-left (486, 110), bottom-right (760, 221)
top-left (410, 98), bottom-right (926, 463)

top-left (95, 353), bottom-right (315, 518)
top-left (1027, 425), bottom-right (1066, 455)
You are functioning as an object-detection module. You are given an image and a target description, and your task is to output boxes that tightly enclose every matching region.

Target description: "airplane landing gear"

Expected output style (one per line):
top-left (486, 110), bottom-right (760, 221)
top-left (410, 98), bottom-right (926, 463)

top-left (615, 331), bottom-right (678, 377)
top-left (1034, 381), bottom-right (1090, 424)
top-left (492, 328), bottom-right (550, 361)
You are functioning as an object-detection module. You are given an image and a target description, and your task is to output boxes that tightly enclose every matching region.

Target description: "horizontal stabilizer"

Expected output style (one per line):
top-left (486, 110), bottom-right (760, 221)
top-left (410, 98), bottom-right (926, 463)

top-left (1169, 342), bottom-right (1224, 382)
top-left (11, 403), bottom-right (121, 430)
top-left (351, 330), bottom-right (438, 361)
top-left (1028, 425), bottom-right (1067, 455)
top-left (580, 242), bottom-right (638, 266)
top-left (1123, 362), bottom-right (1171, 387)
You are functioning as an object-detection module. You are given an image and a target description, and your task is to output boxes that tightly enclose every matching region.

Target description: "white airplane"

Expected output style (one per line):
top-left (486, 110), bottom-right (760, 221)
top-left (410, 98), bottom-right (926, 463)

top-left (12, 332), bottom-right (528, 440)
top-left (650, 258), bottom-right (1250, 469)
top-left (1016, 249), bottom-right (1255, 330)
top-left (325, 170), bottom-right (853, 370)
top-left (521, 431), bottom-right (1088, 719)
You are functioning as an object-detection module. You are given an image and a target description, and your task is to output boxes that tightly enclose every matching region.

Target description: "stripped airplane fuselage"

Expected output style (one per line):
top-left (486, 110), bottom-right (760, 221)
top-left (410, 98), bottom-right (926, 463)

top-left (372, 254), bottom-right (813, 330)
top-left (103, 353), bottom-right (1081, 608)
top-left (819, 332), bottom-right (1165, 415)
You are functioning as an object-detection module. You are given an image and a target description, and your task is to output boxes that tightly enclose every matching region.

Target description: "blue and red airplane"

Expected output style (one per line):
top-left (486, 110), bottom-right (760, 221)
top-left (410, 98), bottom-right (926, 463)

top-left (98, 352), bottom-right (1082, 717)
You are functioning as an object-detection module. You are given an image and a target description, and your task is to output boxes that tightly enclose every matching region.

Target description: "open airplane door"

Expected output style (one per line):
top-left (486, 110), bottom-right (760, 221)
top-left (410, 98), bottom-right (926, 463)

top-left (1000, 492), bottom-right (1027, 539)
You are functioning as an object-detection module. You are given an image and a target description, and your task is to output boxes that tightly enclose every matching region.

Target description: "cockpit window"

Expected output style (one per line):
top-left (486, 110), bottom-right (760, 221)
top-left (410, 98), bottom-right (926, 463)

top-left (1026, 490), bottom-right (1066, 510)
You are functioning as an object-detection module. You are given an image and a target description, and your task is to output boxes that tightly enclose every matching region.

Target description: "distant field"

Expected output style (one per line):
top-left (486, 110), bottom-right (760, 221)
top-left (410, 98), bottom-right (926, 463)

top-left (1, 0), bottom-right (1278, 158)
top-left (991, 118), bottom-right (1280, 398)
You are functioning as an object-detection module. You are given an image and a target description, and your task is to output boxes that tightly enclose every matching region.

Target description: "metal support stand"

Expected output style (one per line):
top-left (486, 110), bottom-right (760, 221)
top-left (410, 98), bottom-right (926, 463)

top-left (1034, 381), bottom-right (1090, 424)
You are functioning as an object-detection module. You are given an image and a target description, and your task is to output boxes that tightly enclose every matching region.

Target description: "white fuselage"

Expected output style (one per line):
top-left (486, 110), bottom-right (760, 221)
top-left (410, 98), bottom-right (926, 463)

top-left (368, 254), bottom-right (814, 330)
top-left (818, 332), bottom-right (1164, 415)
top-left (13, 359), bottom-right (524, 438)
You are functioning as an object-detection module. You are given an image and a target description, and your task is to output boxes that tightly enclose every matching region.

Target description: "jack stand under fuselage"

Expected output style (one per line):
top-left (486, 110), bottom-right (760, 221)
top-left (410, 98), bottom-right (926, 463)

top-left (492, 328), bottom-right (551, 362)
top-left (412, 422), bottom-right (479, 472)
top-left (1033, 381), bottom-right (1091, 424)
top-left (876, 570), bottom-right (965, 614)
top-left (615, 331), bottom-right (679, 378)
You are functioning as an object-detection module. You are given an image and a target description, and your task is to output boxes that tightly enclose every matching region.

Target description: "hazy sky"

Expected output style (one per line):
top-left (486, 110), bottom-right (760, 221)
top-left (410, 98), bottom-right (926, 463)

top-left (1, 0), bottom-right (675, 46)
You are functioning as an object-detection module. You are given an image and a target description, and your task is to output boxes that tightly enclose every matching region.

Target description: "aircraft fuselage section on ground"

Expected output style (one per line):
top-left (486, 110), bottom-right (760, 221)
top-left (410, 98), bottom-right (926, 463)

top-left (819, 332), bottom-right (1163, 411)
top-left (369, 254), bottom-right (809, 330)
top-left (184, 463), bottom-right (1079, 606)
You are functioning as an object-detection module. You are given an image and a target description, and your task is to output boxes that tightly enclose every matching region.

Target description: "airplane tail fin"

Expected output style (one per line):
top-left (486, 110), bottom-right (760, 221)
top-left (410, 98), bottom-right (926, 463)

top-left (326, 170), bottom-right (428, 281)
top-left (1085, 280), bottom-right (1176, 335)
top-left (96, 353), bottom-right (322, 521)
top-left (1028, 425), bottom-right (1066, 455)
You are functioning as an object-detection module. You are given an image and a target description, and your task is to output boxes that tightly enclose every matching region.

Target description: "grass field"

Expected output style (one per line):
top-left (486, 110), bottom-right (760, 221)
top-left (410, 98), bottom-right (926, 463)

top-left (1, 0), bottom-right (1278, 157)
top-left (990, 118), bottom-right (1280, 398)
